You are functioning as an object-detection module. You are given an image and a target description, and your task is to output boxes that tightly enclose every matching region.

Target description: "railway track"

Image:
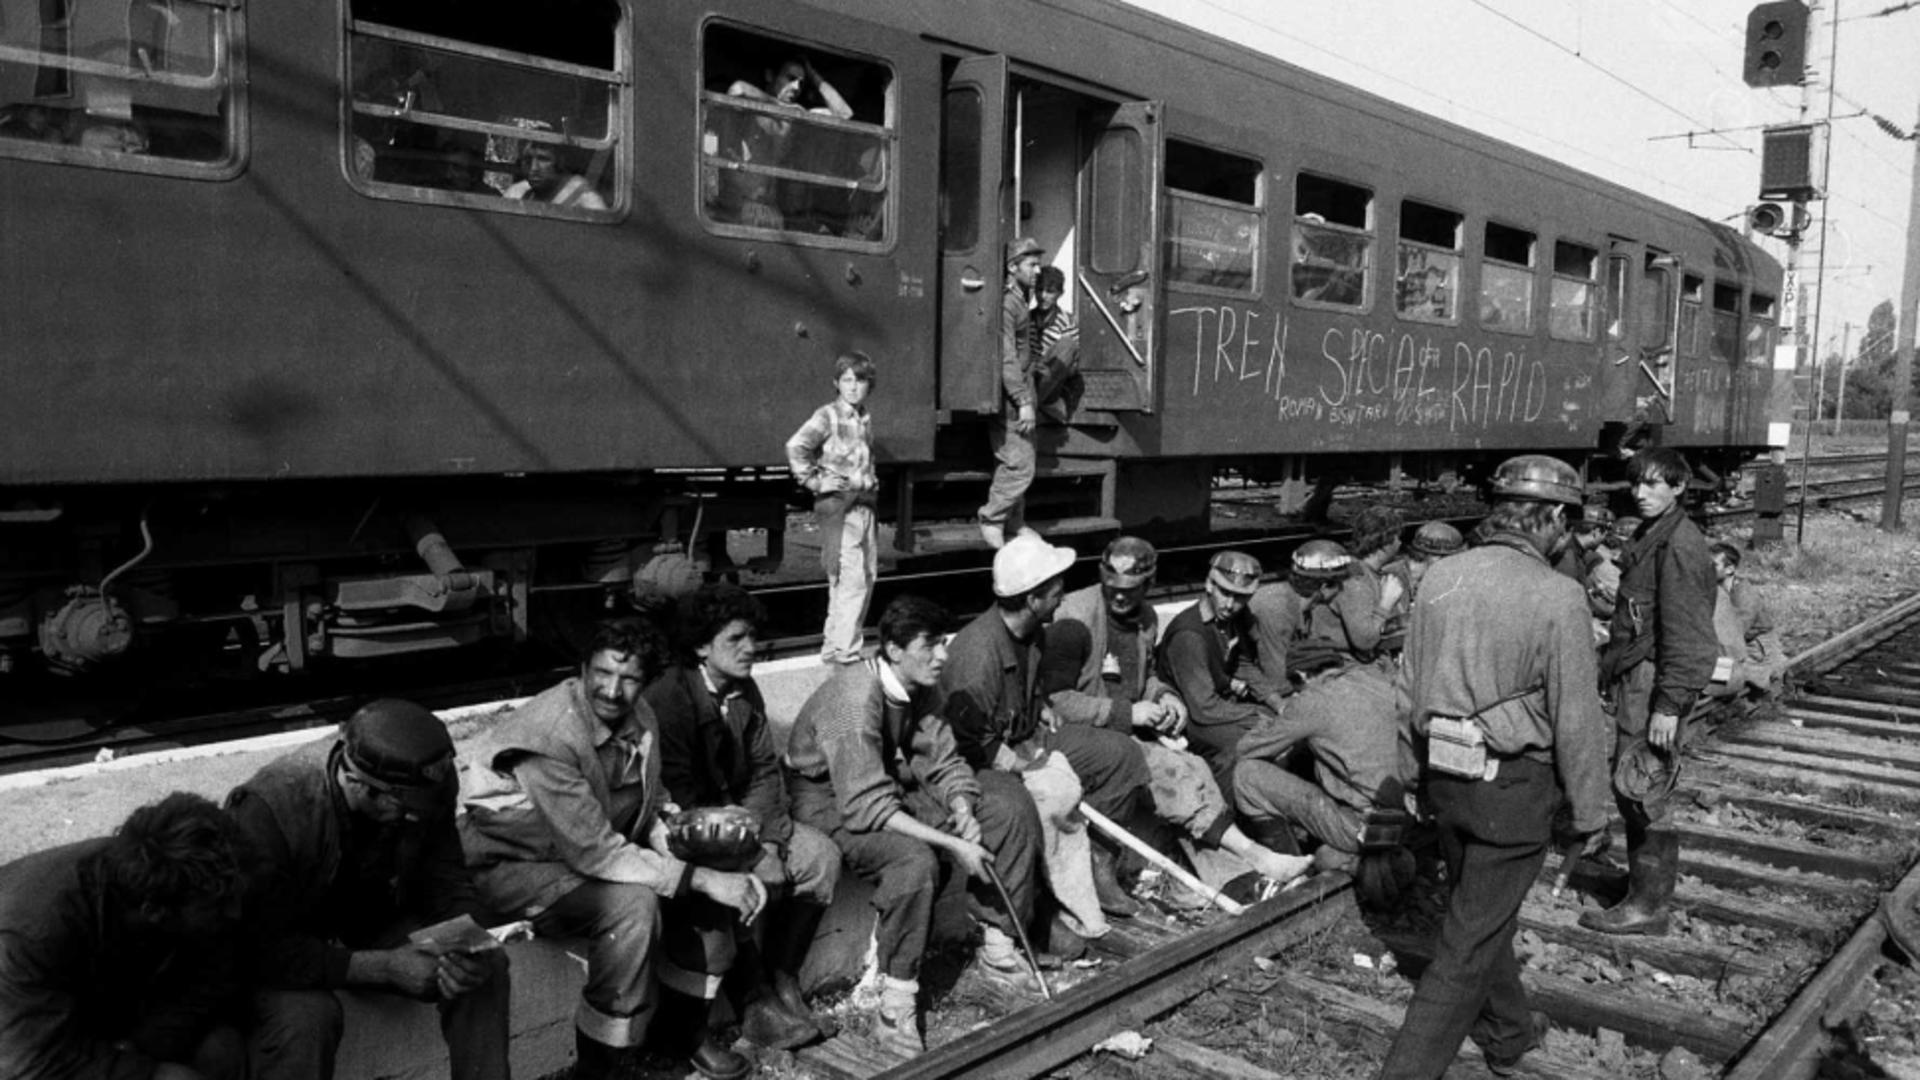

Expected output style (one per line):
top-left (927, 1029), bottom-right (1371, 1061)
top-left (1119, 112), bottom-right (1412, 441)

top-left (785, 588), bottom-right (1920, 1080)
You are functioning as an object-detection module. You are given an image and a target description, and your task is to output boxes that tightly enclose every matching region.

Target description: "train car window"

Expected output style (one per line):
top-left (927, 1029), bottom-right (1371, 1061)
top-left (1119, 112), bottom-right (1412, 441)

top-left (700, 25), bottom-right (893, 246)
top-left (1710, 282), bottom-right (1741, 365)
top-left (1548, 240), bottom-right (1599, 342)
top-left (1746, 293), bottom-right (1776, 365)
top-left (1605, 253), bottom-right (1629, 342)
top-left (1479, 223), bottom-right (1536, 334)
top-left (0, 0), bottom-right (241, 177)
top-left (1394, 201), bottom-right (1461, 324)
top-left (1291, 174), bottom-right (1371, 309)
top-left (941, 88), bottom-right (982, 253)
top-left (345, 1), bottom-right (625, 217)
top-left (1164, 141), bottom-right (1261, 295)
top-left (1679, 273), bottom-right (1704, 357)
top-left (1090, 126), bottom-right (1145, 274)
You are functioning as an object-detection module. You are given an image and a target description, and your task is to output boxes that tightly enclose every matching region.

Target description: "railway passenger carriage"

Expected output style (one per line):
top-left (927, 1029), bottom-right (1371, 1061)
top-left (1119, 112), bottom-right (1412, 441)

top-left (0, 0), bottom-right (1786, 678)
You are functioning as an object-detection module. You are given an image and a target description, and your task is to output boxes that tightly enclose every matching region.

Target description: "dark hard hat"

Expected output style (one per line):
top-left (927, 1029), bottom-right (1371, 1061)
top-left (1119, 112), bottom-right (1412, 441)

top-left (341, 698), bottom-right (455, 816)
top-left (666, 805), bottom-right (763, 872)
top-left (1208, 550), bottom-right (1262, 595)
top-left (1005, 236), bottom-right (1045, 266)
top-left (1489, 454), bottom-right (1584, 506)
top-left (1291, 539), bottom-right (1353, 580)
top-left (1100, 536), bottom-right (1158, 589)
top-left (1612, 737), bottom-right (1678, 805)
top-left (1612, 516), bottom-right (1643, 544)
top-left (1408, 522), bottom-right (1465, 558)
top-left (1579, 504), bottom-right (1617, 530)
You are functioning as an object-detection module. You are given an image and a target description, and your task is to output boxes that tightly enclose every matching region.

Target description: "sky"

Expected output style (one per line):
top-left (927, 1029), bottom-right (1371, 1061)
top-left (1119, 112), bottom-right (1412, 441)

top-left (1119, 0), bottom-right (1920, 363)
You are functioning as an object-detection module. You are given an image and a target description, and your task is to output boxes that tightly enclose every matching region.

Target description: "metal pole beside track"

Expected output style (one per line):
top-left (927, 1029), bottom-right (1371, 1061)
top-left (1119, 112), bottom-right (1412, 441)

top-left (1885, 97), bottom-right (1920, 532)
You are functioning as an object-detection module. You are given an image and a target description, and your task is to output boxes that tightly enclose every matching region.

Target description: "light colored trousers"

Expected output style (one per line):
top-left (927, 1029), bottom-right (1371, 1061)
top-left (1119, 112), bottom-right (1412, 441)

top-left (822, 504), bottom-right (877, 664)
top-left (1020, 750), bottom-right (1108, 938)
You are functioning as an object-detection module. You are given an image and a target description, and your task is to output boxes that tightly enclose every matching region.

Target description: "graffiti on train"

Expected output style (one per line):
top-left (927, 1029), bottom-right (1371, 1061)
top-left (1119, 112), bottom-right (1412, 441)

top-left (1172, 304), bottom-right (1588, 433)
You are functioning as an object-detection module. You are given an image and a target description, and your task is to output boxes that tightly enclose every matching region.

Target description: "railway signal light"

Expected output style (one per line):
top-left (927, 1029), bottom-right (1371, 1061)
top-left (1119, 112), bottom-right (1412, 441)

top-left (1747, 201), bottom-right (1811, 238)
top-left (1743, 1), bottom-right (1809, 87)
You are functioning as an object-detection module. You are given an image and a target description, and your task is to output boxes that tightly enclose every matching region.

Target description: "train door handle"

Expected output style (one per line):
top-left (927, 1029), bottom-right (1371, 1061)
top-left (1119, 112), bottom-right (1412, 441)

top-left (960, 269), bottom-right (985, 292)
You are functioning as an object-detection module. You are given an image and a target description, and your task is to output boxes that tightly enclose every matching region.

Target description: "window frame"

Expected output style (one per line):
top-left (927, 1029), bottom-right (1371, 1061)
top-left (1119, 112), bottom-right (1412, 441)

top-left (695, 18), bottom-right (897, 253)
top-left (1393, 198), bottom-right (1463, 327)
top-left (1477, 219), bottom-right (1537, 336)
top-left (1708, 280), bottom-right (1743, 365)
top-left (1547, 237), bottom-right (1600, 343)
top-left (1679, 273), bottom-right (1704, 358)
top-left (1746, 291), bottom-right (1777, 366)
top-left (1287, 170), bottom-right (1374, 314)
top-left (1162, 137), bottom-right (1264, 300)
top-left (0, 0), bottom-right (248, 180)
top-left (340, 7), bottom-right (631, 220)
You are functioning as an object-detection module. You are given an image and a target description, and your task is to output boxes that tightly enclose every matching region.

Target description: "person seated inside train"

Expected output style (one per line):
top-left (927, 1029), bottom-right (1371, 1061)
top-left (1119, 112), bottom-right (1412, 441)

top-left (1291, 214), bottom-right (1366, 306)
top-left (1038, 536), bottom-right (1315, 893)
top-left (710, 55), bottom-right (854, 230)
top-left (435, 141), bottom-right (498, 196)
top-left (505, 141), bottom-right (607, 210)
top-left (1707, 542), bottom-right (1785, 699)
top-left (0, 103), bottom-right (67, 144)
top-left (74, 117), bottom-right (149, 155)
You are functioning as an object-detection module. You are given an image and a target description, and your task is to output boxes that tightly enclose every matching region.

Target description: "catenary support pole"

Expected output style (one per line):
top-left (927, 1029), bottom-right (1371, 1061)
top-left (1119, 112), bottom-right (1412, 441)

top-left (1884, 99), bottom-right (1920, 531)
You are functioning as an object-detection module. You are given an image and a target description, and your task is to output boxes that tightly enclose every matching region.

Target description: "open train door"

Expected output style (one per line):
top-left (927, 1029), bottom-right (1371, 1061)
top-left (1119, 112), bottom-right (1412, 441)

top-left (1075, 101), bottom-right (1165, 413)
top-left (937, 55), bottom-right (1010, 415)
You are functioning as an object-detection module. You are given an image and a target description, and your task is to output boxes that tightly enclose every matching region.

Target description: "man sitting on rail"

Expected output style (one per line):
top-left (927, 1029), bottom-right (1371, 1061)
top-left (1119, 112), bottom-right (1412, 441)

top-left (227, 699), bottom-right (511, 1080)
top-left (0, 792), bottom-right (252, 1080)
top-left (459, 621), bottom-right (763, 1080)
top-left (784, 595), bottom-right (1042, 1056)
top-left (1039, 536), bottom-right (1314, 890)
top-left (644, 584), bottom-right (841, 1051)
top-left (942, 531), bottom-right (1154, 937)
top-left (1706, 542), bottom-right (1786, 700)
top-left (1243, 541), bottom-right (1357, 710)
top-left (1157, 550), bottom-right (1274, 801)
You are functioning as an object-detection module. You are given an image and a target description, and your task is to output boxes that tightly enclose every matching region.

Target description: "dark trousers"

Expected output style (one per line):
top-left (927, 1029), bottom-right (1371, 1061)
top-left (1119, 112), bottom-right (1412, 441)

top-left (250, 949), bottom-right (510, 1080)
top-left (1044, 722), bottom-right (1152, 822)
top-left (1376, 757), bottom-right (1555, 1080)
top-left (1182, 717), bottom-right (1257, 810)
top-left (791, 768), bottom-right (1041, 980)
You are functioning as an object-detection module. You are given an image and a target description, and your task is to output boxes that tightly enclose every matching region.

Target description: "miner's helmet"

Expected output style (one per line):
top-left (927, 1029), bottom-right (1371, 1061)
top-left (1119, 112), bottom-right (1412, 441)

top-left (1100, 535), bottom-right (1158, 590)
top-left (1290, 539), bottom-right (1353, 581)
top-left (1408, 522), bottom-right (1465, 559)
top-left (1207, 550), bottom-right (1262, 595)
top-left (1613, 737), bottom-right (1679, 805)
top-left (1488, 454), bottom-right (1584, 506)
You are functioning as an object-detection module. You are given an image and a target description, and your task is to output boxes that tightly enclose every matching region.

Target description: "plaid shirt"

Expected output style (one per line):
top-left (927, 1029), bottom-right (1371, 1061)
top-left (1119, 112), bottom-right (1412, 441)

top-left (785, 399), bottom-right (876, 497)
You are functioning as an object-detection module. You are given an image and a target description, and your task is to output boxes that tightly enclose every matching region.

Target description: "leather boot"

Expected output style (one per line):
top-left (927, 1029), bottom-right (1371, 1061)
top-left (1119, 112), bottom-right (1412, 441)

top-left (1578, 829), bottom-right (1677, 937)
top-left (573, 1029), bottom-right (633, 1080)
top-left (766, 901), bottom-right (833, 1037)
top-left (1089, 843), bottom-right (1145, 918)
top-left (655, 990), bottom-right (751, 1080)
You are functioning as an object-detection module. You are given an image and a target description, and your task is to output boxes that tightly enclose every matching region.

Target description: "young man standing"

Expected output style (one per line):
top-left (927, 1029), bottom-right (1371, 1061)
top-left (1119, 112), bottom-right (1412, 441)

top-left (645, 584), bottom-right (841, 1051)
top-left (1582, 447), bottom-right (1717, 938)
top-left (786, 351), bottom-right (880, 664)
top-left (978, 238), bottom-right (1046, 549)
top-left (784, 595), bottom-right (1042, 1055)
top-left (459, 622), bottom-right (764, 1080)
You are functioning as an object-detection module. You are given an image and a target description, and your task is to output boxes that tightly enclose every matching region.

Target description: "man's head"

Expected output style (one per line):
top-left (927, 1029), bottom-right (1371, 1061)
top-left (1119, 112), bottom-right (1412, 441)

top-left (442, 145), bottom-right (484, 190)
top-left (521, 144), bottom-right (560, 194)
top-left (878, 594), bottom-right (951, 690)
top-left (104, 793), bottom-right (251, 940)
top-left (1036, 266), bottom-right (1067, 314)
top-left (1629, 447), bottom-right (1691, 521)
top-left (1348, 506), bottom-right (1405, 563)
top-left (676, 583), bottom-right (767, 685)
top-left (1098, 536), bottom-right (1157, 622)
top-left (1611, 515), bottom-right (1642, 550)
top-left (834, 350), bottom-right (876, 407)
top-left (1571, 504), bottom-right (1615, 552)
top-left (770, 58), bottom-right (809, 106)
top-left (580, 618), bottom-right (667, 727)
top-left (1405, 522), bottom-right (1463, 589)
top-left (1206, 550), bottom-right (1261, 617)
top-left (993, 530), bottom-right (1075, 626)
top-left (1006, 237), bottom-right (1045, 289)
top-left (336, 698), bottom-right (457, 825)
top-left (1484, 454), bottom-right (1584, 557)
top-left (1709, 541), bottom-right (1742, 585)
top-left (1288, 539), bottom-right (1352, 600)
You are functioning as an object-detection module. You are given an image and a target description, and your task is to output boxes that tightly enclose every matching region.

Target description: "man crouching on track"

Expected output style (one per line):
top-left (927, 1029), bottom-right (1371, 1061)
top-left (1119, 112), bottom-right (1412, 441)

top-left (784, 595), bottom-right (1043, 1056)
top-left (459, 621), bottom-right (764, 1080)
top-left (1376, 455), bottom-right (1612, 1080)
top-left (227, 699), bottom-right (511, 1080)
top-left (0, 793), bottom-right (252, 1080)
top-left (1039, 535), bottom-right (1313, 890)
top-left (644, 583), bottom-right (841, 1051)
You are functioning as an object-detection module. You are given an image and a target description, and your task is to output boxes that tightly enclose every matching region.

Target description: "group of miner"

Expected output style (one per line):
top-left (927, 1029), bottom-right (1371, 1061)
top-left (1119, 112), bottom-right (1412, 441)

top-left (0, 222), bottom-right (1785, 1080)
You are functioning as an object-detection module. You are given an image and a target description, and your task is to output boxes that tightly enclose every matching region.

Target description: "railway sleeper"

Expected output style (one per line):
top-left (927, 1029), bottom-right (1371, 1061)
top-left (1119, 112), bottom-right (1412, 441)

top-left (1789, 692), bottom-right (1920, 724)
top-left (1544, 859), bottom-right (1854, 936)
top-left (1699, 744), bottom-right (1920, 799)
top-left (1687, 778), bottom-right (1920, 840)
top-left (1723, 719), bottom-right (1920, 775)
top-left (1515, 902), bottom-right (1784, 982)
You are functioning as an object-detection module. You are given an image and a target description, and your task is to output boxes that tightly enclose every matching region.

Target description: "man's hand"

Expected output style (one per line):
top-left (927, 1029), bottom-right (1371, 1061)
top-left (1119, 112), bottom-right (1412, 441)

top-left (435, 950), bottom-right (491, 1000)
top-left (946, 837), bottom-right (994, 882)
top-left (381, 944), bottom-right (443, 1000)
top-left (1550, 827), bottom-right (1610, 898)
top-left (1227, 677), bottom-right (1253, 701)
top-left (1013, 404), bottom-right (1036, 436)
top-left (817, 473), bottom-right (850, 494)
top-left (1648, 711), bottom-right (1680, 751)
top-left (693, 868), bottom-right (769, 926)
top-left (1129, 700), bottom-right (1166, 732)
top-left (949, 800), bottom-right (982, 846)
top-left (1159, 694), bottom-right (1190, 735)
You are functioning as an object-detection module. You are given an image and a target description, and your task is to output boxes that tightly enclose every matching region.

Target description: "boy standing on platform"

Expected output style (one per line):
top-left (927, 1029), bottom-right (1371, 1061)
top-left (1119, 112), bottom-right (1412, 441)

top-left (787, 351), bottom-right (880, 665)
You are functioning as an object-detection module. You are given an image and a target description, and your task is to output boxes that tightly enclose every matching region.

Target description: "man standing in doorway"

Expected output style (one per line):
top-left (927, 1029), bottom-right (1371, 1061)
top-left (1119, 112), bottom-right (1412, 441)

top-left (978, 237), bottom-right (1046, 549)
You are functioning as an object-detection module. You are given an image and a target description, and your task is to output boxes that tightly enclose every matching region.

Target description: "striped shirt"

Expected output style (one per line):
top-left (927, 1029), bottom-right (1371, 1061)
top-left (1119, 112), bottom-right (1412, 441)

top-left (1031, 304), bottom-right (1077, 365)
top-left (785, 399), bottom-right (876, 497)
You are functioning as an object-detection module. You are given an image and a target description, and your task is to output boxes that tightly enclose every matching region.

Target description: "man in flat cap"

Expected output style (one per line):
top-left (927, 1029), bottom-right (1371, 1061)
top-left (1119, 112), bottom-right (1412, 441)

top-left (228, 699), bottom-right (510, 1080)
top-left (978, 237), bottom-right (1047, 549)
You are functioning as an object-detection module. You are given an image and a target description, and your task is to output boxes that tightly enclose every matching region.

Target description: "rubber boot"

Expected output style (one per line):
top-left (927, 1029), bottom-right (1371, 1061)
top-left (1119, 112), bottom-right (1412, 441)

top-left (766, 901), bottom-right (834, 1038)
top-left (655, 990), bottom-right (750, 1080)
top-left (1578, 829), bottom-right (1677, 937)
top-left (573, 1029), bottom-right (633, 1080)
top-left (1089, 842), bottom-right (1145, 918)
